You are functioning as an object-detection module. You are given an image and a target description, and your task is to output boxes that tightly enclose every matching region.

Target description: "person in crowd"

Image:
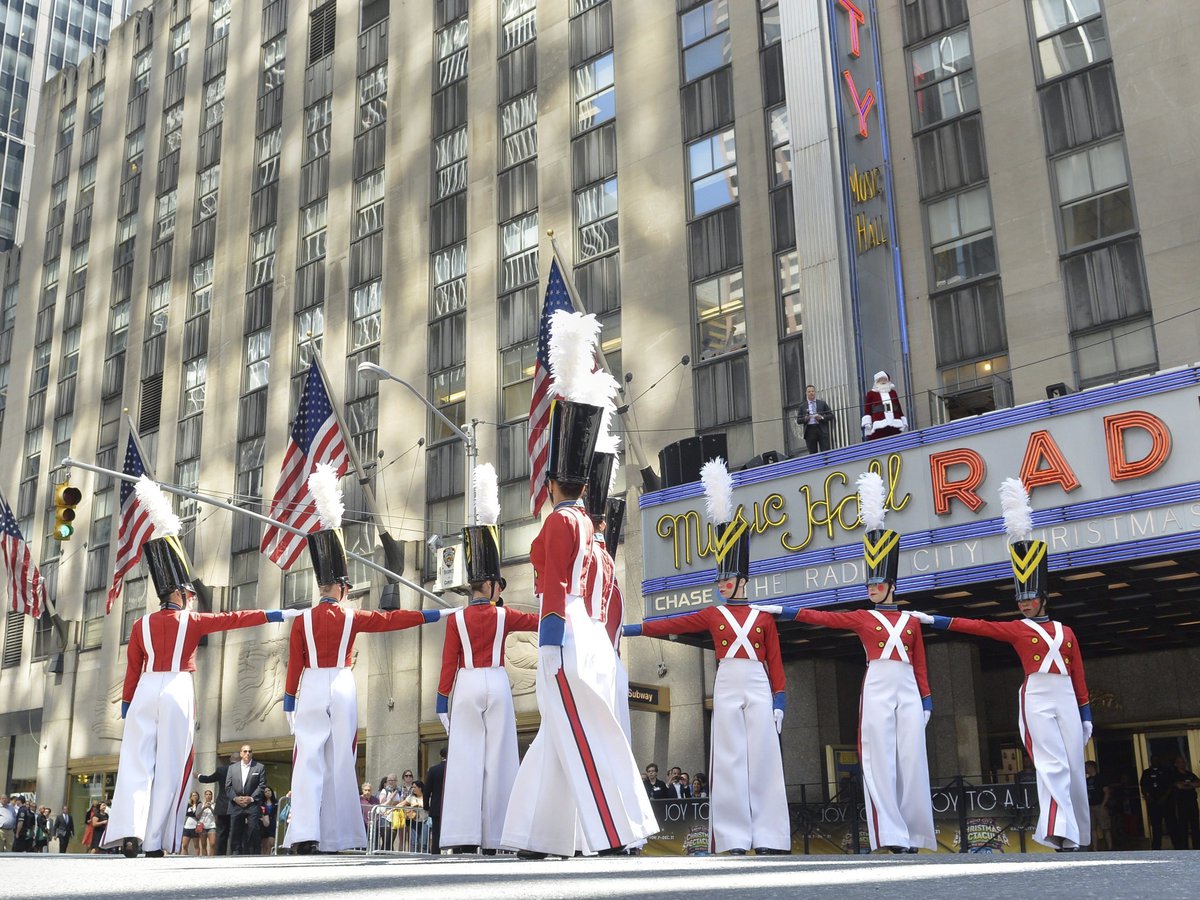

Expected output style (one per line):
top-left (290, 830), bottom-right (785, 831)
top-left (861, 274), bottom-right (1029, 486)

top-left (13, 796), bottom-right (34, 852)
top-left (198, 751), bottom-right (239, 856)
top-left (424, 748), bottom-right (447, 855)
top-left (913, 479), bottom-right (1091, 852)
top-left (360, 782), bottom-right (377, 841)
top-left (799, 384), bottom-right (836, 454)
top-left (277, 791), bottom-right (292, 851)
top-left (1085, 761), bottom-right (1112, 851)
top-left (1140, 754), bottom-right (1173, 851)
top-left (691, 775), bottom-right (708, 799)
top-left (0, 794), bottom-right (15, 852)
top-left (374, 774), bottom-right (402, 851)
top-left (181, 791), bottom-right (201, 856)
top-left (643, 764), bottom-right (668, 800)
top-left (80, 802), bottom-right (97, 852)
top-left (1167, 755), bottom-right (1200, 850)
top-left (198, 790), bottom-right (217, 856)
top-left (666, 767), bottom-right (690, 800)
top-left (53, 805), bottom-right (74, 853)
top-left (88, 802), bottom-right (109, 854)
top-left (35, 806), bottom-right (53, 852)
top-left (399, 782), bottom-right (429, 852)
top-left (225, 744), bottom-right (266, 855)
top-left (261, 786), bottom-right (279, 855)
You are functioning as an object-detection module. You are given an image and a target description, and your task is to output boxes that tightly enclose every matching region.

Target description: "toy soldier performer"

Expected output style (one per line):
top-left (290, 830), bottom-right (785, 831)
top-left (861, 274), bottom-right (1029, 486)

top-left (625, 458), bottom-right (790, 855)
top-left (862, 371), bottom-right (907, 440)
top-left (437, 464), bottom-right (538, 853)
top-left (283, 466), bottom-right (449, 854)
top-left (502, 310), bottom-right (657, 858)
top-left (756, 472), bottom-right (935, 853)
top-left (912, 478), bottom-right (1092, 851)
top-left (106, 477), bottom-right (295, 858)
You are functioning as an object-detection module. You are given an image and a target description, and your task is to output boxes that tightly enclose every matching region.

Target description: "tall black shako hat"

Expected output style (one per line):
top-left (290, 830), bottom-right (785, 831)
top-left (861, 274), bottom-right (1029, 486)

top-left (546, 399), bottom-right (604, 486)
top-left (604, 497), bottom-right (626, 560)
top-left (133, 476), bottom-right (194, 600)
top-left (463, 462), bottom-right (504, 587)
top-left (585, 451), bottom-right (617, 521)
top-left (999, 477), bottom-right (1048, 601)
top-left (858, 471), bottom-right (899, 585)
top-left (306, 463), bottom-right (351, 586)
top-left (701, 458), bottom-right (749, 582)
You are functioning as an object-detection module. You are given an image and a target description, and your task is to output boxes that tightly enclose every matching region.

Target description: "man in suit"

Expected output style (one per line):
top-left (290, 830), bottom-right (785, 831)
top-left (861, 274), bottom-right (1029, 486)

top-left (54, 806), bottom-right (74, 853)
top-left (224, 744), bottom-right (266, 855)
top-left (198, 751), bottom-right (238, 855)
top-left (643, 764), bottom-right (669, 800)
top-left (424, 748), bottom-right (447, 854)
top-left (799, 384), bottom-right (836, 454)
top-left (666, 767), bottom-right (690, 800)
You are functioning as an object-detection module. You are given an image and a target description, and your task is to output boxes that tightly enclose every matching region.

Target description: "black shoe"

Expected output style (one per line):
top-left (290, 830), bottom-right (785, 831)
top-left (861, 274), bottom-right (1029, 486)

top-left (121, 839), bottom-right (140, 859)
top-left (481, 848), bottom-right (497, 856)
top-left (903, 847), bottom-right (919, 854)
top-left (1054, 846), bottom-right (1080, 853)
top-left (597, 845), bottom-right (626, 857)
top-left (293, 840), bottom-right (319, 856)
top-left (727, 848), bottom-right (748, 855)
top-left (144, 849), bottom-right (165, 858)
top-left (516, 849), bottom-right (548, 860)
top-left (754, 847), bottom-right (789, 855)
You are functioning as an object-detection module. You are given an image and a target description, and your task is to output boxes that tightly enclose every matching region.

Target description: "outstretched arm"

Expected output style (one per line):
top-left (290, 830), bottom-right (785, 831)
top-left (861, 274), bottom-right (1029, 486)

top-left (624, 608), bottom-right (712, 639)
top-left (353, 608), bottom-right (449, 634)
top-left (193, 609), bottom-right (271, 635)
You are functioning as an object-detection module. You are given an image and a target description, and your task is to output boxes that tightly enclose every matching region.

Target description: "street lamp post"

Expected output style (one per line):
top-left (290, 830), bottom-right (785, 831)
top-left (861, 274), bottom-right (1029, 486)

top-left (357, 361), bottom-right (478, 527)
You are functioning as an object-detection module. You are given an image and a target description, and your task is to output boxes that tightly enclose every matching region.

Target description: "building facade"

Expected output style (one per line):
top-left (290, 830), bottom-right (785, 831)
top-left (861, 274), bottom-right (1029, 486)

top-left (0, 0), bottom-right (1197, 842)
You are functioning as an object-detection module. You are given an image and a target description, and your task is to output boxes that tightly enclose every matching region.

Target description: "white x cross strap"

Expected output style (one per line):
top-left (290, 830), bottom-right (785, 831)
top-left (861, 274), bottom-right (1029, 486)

top-left (868, 609), bottom-right (911, 664)
top-left (715, 605), bottom-right (760, 659)
top-left (1020, 618), bottom-right (1066, 674)
top-left (454, 611), bottom-right (474, 669)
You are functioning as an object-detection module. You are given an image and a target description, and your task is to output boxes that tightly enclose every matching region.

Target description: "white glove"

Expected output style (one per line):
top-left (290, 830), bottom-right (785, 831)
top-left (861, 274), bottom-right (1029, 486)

top-left (280, 608), bottom-right (304, 621)
top-left (924, 709), bottom-right (931, 727)
top-left (539, 645), bottom-right (563, 678)
top-left (1082, 721), bottom-right (1093, 745)
top-left (438, 713), bottom-right (450, 733)
top-left (437, 607), bottom-right (456, 620)
top-left (751, 605), bottom-right (784, 617)
top-left (909, 610), bottom-right (935, 625)
top-left (773, 709), bottom-right (784, 734)
top-left (285, 710), bottom-right (295, 735)
top-left (861, 415), bottom-right (872, 430)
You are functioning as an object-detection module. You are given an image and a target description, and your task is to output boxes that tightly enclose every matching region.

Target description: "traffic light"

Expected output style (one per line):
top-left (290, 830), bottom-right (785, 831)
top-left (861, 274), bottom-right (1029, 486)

top-left (53, 482), bottom-right (82, 541)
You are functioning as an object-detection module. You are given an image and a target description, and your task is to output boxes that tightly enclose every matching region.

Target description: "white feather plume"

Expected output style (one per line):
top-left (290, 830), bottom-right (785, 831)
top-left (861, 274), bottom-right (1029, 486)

top-left (473, 463), bottom-right (501, 526)
top-left (547, 310), bottom-right (621, 409)
top-left (856, 471), bottom-right (888, 532)
top-left (596, 425), bottom-right (621, 456)
top-left (999, 477), bottom-right (1034, 543)
top-left (308, 463), bottom-right (344, 529)
top-left (134, 475), bottom-right (181, 537)
top-left (700, 458), bottom-right (735, 525)
top-left (608, 454), bottom-right (621, 497)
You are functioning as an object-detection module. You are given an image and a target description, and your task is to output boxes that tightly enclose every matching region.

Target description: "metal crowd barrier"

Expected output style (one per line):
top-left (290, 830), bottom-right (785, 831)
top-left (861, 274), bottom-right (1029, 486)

top-left (366, 803), bottom-right (434, 855)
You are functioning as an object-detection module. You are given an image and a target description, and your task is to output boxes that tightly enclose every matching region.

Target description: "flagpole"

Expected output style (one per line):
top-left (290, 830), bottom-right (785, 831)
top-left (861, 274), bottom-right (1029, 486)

top-left (61, 456), bottom-right (451, 608)
top-left (546, 232), bottom-right (653, 478)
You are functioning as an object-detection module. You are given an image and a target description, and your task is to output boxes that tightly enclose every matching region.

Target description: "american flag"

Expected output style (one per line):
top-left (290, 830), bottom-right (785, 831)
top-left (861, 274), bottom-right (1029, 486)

top-left (528, 259), bottom-right (576, 517)
top-left (260, 360), bottom-right (350, 569)
top-left (0, 492), bottom-right (46, 619)
top-left (108, 433), bottom-right (153, 613)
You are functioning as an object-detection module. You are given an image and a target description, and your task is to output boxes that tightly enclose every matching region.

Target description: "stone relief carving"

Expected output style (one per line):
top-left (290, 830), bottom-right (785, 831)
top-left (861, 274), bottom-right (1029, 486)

top-left (505, 632), bottom-right (538, 697)
top-left (91, 678), bottom-right (125, 742)
top-left (232, 637), bottom-right (289, 731)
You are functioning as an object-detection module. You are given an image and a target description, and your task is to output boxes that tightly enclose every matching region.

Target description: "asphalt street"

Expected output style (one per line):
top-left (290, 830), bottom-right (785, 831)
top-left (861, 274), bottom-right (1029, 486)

top-left (2, 851), bottom-right (1197, 899)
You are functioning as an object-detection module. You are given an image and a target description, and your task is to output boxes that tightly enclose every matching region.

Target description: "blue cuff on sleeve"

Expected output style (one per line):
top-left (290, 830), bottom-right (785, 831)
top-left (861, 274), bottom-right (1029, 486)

top-left (1079, 702), bottom-right (1092, 723)
top-left (422, 609), bottom-right (442, 624)
top-left (283, 694), bottom-right (296, 713)
top-left (922, 695), bottom-right (933, 713)
top-left (265, 610), bottom-right (284, 623)
top-left (539, 615), bottom-right (565, 647)
top-left (436, 694), bottom-right (449, 715)
top-left (773, 692), bottom-right (786, 713)
top-left (623, 624), bottom-right (643, 637)
top-left (931, 615), bottom-right (952, 630)
top-left (120, 701), bottom-right (129, 719)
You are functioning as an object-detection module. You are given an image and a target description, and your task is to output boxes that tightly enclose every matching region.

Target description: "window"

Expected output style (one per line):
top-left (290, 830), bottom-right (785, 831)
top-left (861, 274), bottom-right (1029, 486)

top-left (86, 83), bottom-right (105, 129)
top-left (299, 199), bottom-right (328, 265)
top-left (155, 190), bottom-right (177, 243)
top-left (203, 74), bottom-right (226, 129)
top-left (77, 161), bottom-right (97, 208)
top-left (432, 243), bottom-right (467, 317)
top-left (926, 185), bottom-right (996, 288)
top-left (248, 225), bottom-right (276, 288)
top-left (694, 270), bottom-right (746, 360)
top-left (170, 20), bottom-right (191, 71)
top-left (574, 52), bottom-right (614, 135)
top-left (354, 172), bottom-right (385, 240)
top-left (930, 280), bottom-right (1008, 366)
top-left (1039, 65), bottom-right (1121, 156)
top-left (256, 128), bottom-right (282, 188)
top-left (296, 307), bottom-right (324, 372)
top-left (211, 0), bottom-right (232, 43)
top-left (309, 1), bottom-right (337, 64)
top-left (694, 353), bottom-right (752, 462)
top-left (681, 0), bottom-right (731, 83)
top-left (688, 128), bottom-right (738, 216)
top-left (262, 35), bottom-right (286, 91)
top-left (244, 329), bottom-right (271, 391)
top-left (304, 97), bottom-right (333, 163)
top-left (914, 115), bottom-right (987, 200)
top-left (501, 92), bottom-right (538, 168)
top-left (190, 259), bottom-right (213, 318)
top-left (351, 280), bottom-right (382, 350)
top-left (163, 103), bottom-right (183, 152)
top-left (903, 0), bottom-right (969, 45)
top-left (196, 164), bottom-right (220, 221)
top-left (1063, 236), bottom-right (1150, 332)
top-left (768, 106), bottom-right (791, 186)
top-left (1072, 317), bottom-right (1156, 386)
top-left (434, 127), bottom-right (468, 199)
top-left (759, 0), bottom-right (781, 46)
top-left (436, 18), bottom-right (469, 88)
top-left (359, 65), bottom-right (387, 132)
top-left (501, 212), bottom-right (538, 292)
top-left (133, 48), bottom-right (152, 94)
top-left (777, 249), bottom-right (801, 337)
top-left (575, 178), bottom-right (618, 261)
top-left (501, 0), bottom-right (536, 54)
top-left (1053, 139), bottom-right (1133, 251)
top-left (429, 365), bottom-right (466, 444)
top-left (910, 29), bottom-right (977, 130)
top-left (181, 357), bottom-right (207, 416)
top-left (1029, 0), bottom-right (1108, 81)
top-left (124, 128), bottom-right (145, 175)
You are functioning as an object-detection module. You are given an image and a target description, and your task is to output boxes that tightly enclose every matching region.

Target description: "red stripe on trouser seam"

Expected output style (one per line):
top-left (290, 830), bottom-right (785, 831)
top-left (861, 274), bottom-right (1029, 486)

top-left (555, 667), bottom-right (621, 848)
top-left (1048, 798), bottom-right (1058, 840)
top-left (1020, 681), bottom-right (1035, 762)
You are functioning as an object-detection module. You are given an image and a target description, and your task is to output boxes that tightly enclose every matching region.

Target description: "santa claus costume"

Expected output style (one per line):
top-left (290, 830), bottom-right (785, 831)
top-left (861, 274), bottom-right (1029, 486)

top-left (862, 371), bottom-right (907, 440)
top-left (106, 479), bottom-right (292, 857)
top-left (283, 468), bottom-right (448, 854)
top-left (916, 479), bottom-right (1092, 851)
top-left (502, 311), bottom-right (657, 857)
top-left (626, 459), bottom-right (790, 855)
top-left (761, 472), bottom-right (935, 852)
top-left (437, 465), bottom-right (538, 852)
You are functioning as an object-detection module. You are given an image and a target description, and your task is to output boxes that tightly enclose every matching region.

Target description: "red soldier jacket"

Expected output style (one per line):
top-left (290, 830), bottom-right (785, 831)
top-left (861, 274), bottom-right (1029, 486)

top-left (585, 537), bottom-right (625, 651)
top-left (435, 602), bottom-right (539, 712)
top-left (123, 608), bottom-right (269, 704)
top-left (530, 500), bottom-right (594, 647)
top-left (788, 607), bottom-right (931, 702)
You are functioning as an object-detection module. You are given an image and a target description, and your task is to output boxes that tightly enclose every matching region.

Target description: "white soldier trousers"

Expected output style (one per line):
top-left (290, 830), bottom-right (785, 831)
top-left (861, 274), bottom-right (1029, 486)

top-left (441, 667), bottom-right (521, 850)
top-left (502, 597), bottom-right (657, 856)
top-left (708, 658), bottom-right (791, 853)
top-left (284, 667), bottom-right (366, 851)
top-left (1019, 672), bottom-right (1090, 849)
top-left (104, 671), bottom-right (196, 853)
top-left (858, 659), bottom-right (936, 851)
top-left (613, 652), bottom-right (632, 743)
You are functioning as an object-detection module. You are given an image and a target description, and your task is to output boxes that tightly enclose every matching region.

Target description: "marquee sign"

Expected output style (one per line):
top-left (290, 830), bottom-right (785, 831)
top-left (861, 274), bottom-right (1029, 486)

top-left (639, 368), bottom-right (1200, 618)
